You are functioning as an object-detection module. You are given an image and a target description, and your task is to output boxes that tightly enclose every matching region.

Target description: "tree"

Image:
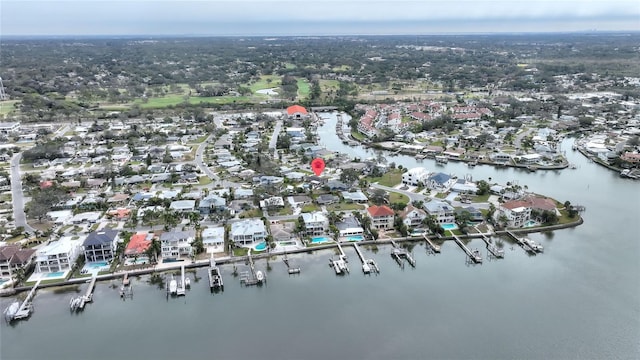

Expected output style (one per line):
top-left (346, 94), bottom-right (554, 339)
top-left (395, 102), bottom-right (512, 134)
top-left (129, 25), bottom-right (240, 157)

top-left (370, 189), bottom-right (388, 205)
top-left (455, 210), bottom-right (473, 234)
top-left (339, 168), bottom-right (360, 185)
top-left (26, 186), bottom-right (69, 222)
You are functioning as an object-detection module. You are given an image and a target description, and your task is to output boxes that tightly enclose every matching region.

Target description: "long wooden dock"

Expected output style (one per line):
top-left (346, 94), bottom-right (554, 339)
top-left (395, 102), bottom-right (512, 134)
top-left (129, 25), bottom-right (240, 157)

top-left (451, 233), bottom-right (482, 264)
top-left (474, 226), bottom-right (504, 259)
top-left (241, 248), bottom-right (266, 286)
top-left (6, 279), bottom-right (40, 321)
top-left (390, 241), bottom-right (416, 268)
top-left (422, 234), bottom-right (441, 253)
top-left (282, 252), bottom-right (301, 275)
top-left (352, 243), bottom-right (379, 274)
top-left (208, 258), bottom-right (224, 290)
top-left (506, 231), bottom-right (537, 254)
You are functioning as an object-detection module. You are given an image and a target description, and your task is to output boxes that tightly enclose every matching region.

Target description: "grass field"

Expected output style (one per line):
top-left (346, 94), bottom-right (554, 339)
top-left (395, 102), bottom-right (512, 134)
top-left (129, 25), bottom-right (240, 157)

top-left (129, 95), bottom-right (254, 109)
top-left (389, 192), bottom-right (409, 205)
top-left (319, 79), bottom-right (340, 93)
top-left (326, 203), bottom-right (365, 212)
top-left (246, 75), bottom-right (281, 93)
top-left (367, 169), bottom-right (403, 187)
top-left (297, 78), bottom-right (310, 98)
top-left (0, 100), bottom-right (20, 115)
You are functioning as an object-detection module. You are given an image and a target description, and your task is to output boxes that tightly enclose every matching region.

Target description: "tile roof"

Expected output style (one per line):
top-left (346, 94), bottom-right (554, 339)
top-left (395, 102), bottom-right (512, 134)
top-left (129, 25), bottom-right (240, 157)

top-left (287, 105), bottom-right (308, 115)
top-left (367, 205), bottom-right (395, 217)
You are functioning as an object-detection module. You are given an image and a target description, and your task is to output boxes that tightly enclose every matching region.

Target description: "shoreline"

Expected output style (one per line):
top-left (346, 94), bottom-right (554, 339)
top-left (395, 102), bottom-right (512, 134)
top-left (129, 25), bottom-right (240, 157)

top-left (1, 215), bottom-right (583, 297)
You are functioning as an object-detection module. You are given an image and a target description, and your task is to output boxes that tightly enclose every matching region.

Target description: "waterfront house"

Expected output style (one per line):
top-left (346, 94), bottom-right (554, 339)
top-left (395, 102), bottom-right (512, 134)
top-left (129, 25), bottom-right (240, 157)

top-left (423, 200), bottom-right (456, 224)
top-left (366, 205), bottom-right (395, 229)
top-left (336, 216), bottom-right (364, 237)
top-left (36, 236), bottom-right (83, 273)
top-left (160, 230), bottom-right (195, 260)
top-left (202, 227), bottom-right (225, 250)
top-left (124, 233), bottom-right (152, 259)
top-left (83, 229), bottom-right (120, 263)
top-left (456, 207), bottom-right (484, 222)
top-left (301, 212), bottom-right (329, 236)
top-left (0, 245), bottom-right (36, 279)
top-left (427, 172), bottom-right (453, 192)
top-left (270, 222), bottom-right (295, 242)
top-left (399, 204), bottom-right (428, 228)
top-left (230, 219), bottom-right (267, 245)
top-left (402, 167), bottom-right (430, 186)
top-left (498, 201), bottom-right (532, 228)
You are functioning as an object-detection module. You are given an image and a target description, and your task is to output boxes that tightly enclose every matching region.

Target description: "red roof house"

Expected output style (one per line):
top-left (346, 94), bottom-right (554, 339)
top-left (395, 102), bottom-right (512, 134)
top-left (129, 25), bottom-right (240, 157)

top-left (367, 205), bottom-right (395, 229)
top-left (124, 233), bottom-right (152, 257)
top-left (286, 105), bottom-right (308, 118)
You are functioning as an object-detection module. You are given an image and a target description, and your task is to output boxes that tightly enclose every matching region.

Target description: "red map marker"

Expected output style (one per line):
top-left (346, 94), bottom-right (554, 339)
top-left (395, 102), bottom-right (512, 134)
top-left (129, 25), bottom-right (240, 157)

top-left (311, 158), bottom-right (326, 176)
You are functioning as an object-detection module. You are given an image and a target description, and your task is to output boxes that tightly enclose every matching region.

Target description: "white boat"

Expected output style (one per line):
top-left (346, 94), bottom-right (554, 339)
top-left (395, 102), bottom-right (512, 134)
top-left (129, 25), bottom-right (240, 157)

top-left (184, 277), bottom-right (191, 288)
top-left (255, 271), bottom-right (264, 283)
top-left (169, 277), bottom-right (178, 295)
top-left (524, 238), bottom-right (544, 253)
top-left (4, 301), bottom-right (20, 320)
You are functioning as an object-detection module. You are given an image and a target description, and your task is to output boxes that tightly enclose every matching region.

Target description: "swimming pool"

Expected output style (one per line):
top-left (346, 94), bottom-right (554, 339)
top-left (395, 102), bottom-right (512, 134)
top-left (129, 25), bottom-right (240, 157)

top-left (441, 223), bottom-right (458, 231)
top-left (345, 235), bottom-right (364, 241)
top-left (524, 220), bottom-right (538, 227)
top-left (310, 236), bottom-right (330, 244)
top-left (87, 261), bottom-right (109, 269)
top-left (255, 242), bottom-right (267, 251)
top-left (46, 271), bottom-right (65, 278)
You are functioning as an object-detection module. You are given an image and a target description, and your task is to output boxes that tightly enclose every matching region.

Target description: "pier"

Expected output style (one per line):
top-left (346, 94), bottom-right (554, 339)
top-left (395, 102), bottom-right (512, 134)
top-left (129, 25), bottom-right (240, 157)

top-left (70, 275), bottom-right (97, 311)
top-left (176, 265), bottom-right (186, 296)
top-left (120, 272), bottom-right (133, 299)
top-left (240, 248), bottom-right (266, 286)
top-left (422, 234), bottom-right (441, 253)
top-left (451, 233), bottom-right (482, 264)
top-left (474, 226), bottom-right (504, 259)
top-left (505, 231), bottom-right (539, 254)
top-left (352, 243), bottom-right (379, 274)
top-left (282, 252), bottom-right (301, 275)
top-left (329, 241), bottom-right (349, 275)
top-left (5, 279), bottom-right (40, 322)
top-left (208, 258), bottom-right (224, 291)
top-left (390, 241), bottom-right (416, 268)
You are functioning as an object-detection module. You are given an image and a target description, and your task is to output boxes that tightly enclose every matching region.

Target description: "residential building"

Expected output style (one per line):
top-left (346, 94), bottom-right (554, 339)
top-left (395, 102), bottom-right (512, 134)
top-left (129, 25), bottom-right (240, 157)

top-left (402, 167), bottom-right (430, 186)
top-left (124, 233), bottom-right (152, 258)
top-left (367, 205), bottom-right (395, 229)
top-left (83, 229), bottom-right (120, 263)
top-left (169, 200), bottom-right (197, 213)
top-left (336, 216), bottom-right (364, 237)
top-left (202, 227), bottom-right (225, 249)
top-left (423, 200), bottom-right (455, 224)
top-left (427, 172), bottom-right (453, 191)
top-left (35, 236), bottom-right (83, 273)
top-left (230, 219), bottom-right (267, 245)
top-left (499, 200), bottom-right (532, 228)
top-left (286, 105), bottom-right (309, 119)
top-left (0, 122), bottom-right (20, 135)
top-left (160, 230), bottom-right (195, 259)
top-left (301, 212), bottom-right (329, 236)
top-left (199, 195), bottom-right (226, 215)
top-left (0, 245), bottom-right (36, 278)
top-left (399, 204), bottom-right (428, 228)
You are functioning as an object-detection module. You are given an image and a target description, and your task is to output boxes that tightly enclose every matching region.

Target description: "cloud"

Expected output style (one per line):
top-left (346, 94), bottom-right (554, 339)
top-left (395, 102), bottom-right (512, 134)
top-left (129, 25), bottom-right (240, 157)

top-left (1, 0), bottom-right (638, 35)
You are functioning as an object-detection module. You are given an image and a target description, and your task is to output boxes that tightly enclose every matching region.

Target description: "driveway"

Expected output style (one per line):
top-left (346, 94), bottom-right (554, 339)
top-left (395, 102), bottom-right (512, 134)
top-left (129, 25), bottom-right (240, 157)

top-left (10, 153), bottom-right (36, 234)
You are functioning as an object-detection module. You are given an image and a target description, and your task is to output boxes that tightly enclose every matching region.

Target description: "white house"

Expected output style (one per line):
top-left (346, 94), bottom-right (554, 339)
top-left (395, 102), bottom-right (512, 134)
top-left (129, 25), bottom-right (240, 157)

top-left (301, 212), bottom-right (329, 236)
top-left (498, 200), bottom-right (532, 228)
top-left (160, 230), bottom-right (195, 260)
top-left (399, 204), bottom-right (428, 227)
top-left (202, 227), bottom-right (225, 250)
top-left (230, 219), bottom-right (267, 245)
top-left (402, 167), bottom-right (430, 186)
top-left (423, 200), bottom-right (455, 224)
top-left (336, 216), bottom-right (364, 237)
top-left (35, 236), bottom-right (84, 273)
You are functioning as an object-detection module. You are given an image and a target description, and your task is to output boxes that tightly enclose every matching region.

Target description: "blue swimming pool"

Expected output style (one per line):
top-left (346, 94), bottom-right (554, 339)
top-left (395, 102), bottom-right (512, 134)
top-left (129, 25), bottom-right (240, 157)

top-left (346, 235), bottom-right (364, 241)
top-left (524, 220), bottom-right (538, 227)
top-left (255, 242), bottom-right (267, 251)
top-left (441, 223), bottom-right (458, 231)
top-left (46, 271), bottom-right (65, 278)
top-left (310, 236), bottom-right (330, 244)
top-left (87, 261), bottom-right (109, 269)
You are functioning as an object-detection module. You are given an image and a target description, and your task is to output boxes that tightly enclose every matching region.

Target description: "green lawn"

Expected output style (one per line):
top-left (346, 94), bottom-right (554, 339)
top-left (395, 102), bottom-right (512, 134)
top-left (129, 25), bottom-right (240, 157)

top-left (326, 203), bottom-right (365, 211)
top-left (351, 130), bottom-right (365, 141)
top-left (319, 79), bottom-right (340, 93)
top-left (297, 78), bottom-right (310, 98)
top-left (301, 204), bottom-right (321, 213)
top-left (239, 209), bottom-right (263, 219)
top-left (389, 192), bottom-right (409, 205)
top-left (472, 193), bottom-right (490, 202)
top-left (198, 176), bottom-right (213, 185)
top-left (367, 169), bottom-right (403, 187)
top-left (0, 100), bottom-right (20, 115)
top-left (435, 192), bottom-right (448, 199)
top-left (246, 75), bottom-right (281, 92)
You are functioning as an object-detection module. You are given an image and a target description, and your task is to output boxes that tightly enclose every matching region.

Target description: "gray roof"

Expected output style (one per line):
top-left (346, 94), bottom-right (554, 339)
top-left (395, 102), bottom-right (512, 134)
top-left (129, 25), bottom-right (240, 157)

top-left (83, 229), bottom-right (119, 246)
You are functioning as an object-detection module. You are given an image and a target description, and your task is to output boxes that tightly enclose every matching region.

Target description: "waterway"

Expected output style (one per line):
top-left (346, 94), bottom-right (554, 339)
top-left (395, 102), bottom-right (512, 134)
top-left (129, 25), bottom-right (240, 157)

top-left (1, 112), bottom-right (639, 360)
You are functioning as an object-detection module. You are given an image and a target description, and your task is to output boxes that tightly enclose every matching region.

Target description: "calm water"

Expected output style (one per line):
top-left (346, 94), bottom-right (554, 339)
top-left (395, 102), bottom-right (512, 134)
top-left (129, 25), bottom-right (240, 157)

top-left (1, 114), bottom-right (639, 360)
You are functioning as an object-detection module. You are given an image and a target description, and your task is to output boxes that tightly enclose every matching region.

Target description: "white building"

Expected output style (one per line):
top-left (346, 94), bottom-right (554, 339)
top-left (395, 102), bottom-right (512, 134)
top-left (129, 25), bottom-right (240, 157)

top-left (160, 230), bottom-right (195, 260)
top-left (35, 236), bottom-right (83, 273)
top-left (301, 212), bottom-right (329, 236)
top-left (498, 201), bottom-right (532, 228)
top-left (423, 200), bottom-right (455, 224)
top-left (202, 227), bottom-right (225, 248)
top-left (0, 122), bottom-right (20, 135)
top-left (402, 167), bottom-right (430, 186)
top-left (230, 219), bottom-right (267, 245)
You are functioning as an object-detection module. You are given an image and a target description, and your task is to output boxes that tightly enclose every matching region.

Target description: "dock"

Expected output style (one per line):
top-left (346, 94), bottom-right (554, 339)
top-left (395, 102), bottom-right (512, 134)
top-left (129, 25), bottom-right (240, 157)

top-left (176, 265), bottom-right (186, 296)
top-left (282, 252), bottom-right (301, 275)
top-left (208, 258), bottom-right (224, 291)
top-left (390, 241), bottom-right (416, 268)
top-left (352, 243), bottom-right (379, 274)
top-left (240, 248), bottom-right (266, 286)
top-left (474, 226), bottom-right (504, 259)
top-left (329, 241), bottom-right (349, 275)
top-left (422, 234), bottom-right (441, 253)
top-left (451, 233), bottom-right (482, 264)
top-left (5, 279), bottom-right (40, 322)
top-left (505, 231), bottom-right (538, 254)
top-left (120, 272), bottom-right (133, 299)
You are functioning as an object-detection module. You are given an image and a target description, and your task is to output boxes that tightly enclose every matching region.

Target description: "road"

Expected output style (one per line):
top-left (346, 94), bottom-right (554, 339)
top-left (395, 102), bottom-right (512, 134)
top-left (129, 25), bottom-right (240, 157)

top-left (10, 153), bottom-right (35, 234)
top-left (514, 128), bottom-right (534, 149)
top-left (268, 120), bottom-right (283, 150)
top-left (194, 133), bottom-right (242, 189)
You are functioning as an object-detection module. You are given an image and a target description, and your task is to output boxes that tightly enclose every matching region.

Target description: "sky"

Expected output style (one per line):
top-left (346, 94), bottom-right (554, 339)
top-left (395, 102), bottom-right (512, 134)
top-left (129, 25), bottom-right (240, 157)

top-left (1, 0), bottom-right (639, 36)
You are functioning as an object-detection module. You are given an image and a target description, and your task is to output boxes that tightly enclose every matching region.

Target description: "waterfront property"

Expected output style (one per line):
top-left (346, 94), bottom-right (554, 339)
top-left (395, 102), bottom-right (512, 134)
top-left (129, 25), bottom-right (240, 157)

top-left (301, 212), bottom-right (329, 236)
top-left (83, 230), bottom-right (120, 263)
top-left (160, 230), bottom-right (195, 260)
top-left (202, 227), bottom-right (225, 252)
top-left (402, 167), bottom-right (430, 186)
top-left (423, 200), bottom-right (456, 224)
top-left (367, 205), bottom-right (395, 229)
top-left (124, 233), bottom-right (152, 260)
top-left (35, 236), bottom-right (83, 274)
top-left (399, 204), bottom-right (428, 228)
top-left (310, 236), bottom-right (331, 244)
top-left (230, 219), bottom-right (267, 246)
top-left (0, 245), bottom-right (36, 279)
top-left (336, 216), bottom-right (364, 238)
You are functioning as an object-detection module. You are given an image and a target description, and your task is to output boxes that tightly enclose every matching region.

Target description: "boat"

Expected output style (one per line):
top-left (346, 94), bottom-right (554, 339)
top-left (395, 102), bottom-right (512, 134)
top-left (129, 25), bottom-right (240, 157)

top-left (169, 276), bottom-right (178, 295)
top-left (415, 153), bottom-right (426, 160)
top-left (255, 271), bottom-right (264, 283)
top-left (472, 249), bottom-right (483, 263)
top-left (524, 238), bottom-right (544, 253)
top-left (4, 301), bottom-right (20, 321)
top-left (467, 160), bottom-right (477, 167)
top-left (435, 155), bottom-right (448, 164)
top-left (184, 277), bottom-right (191, 288)
top-left (208, 259), bottom-right (224, 290)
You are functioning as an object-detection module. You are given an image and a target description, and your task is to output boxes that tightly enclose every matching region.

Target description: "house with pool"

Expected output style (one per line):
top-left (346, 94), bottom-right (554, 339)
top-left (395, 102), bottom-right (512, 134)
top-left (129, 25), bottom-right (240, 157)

top-left (399, 204), bottom-right (428, 228)
top-left (336, 216), bottom-right (364, 240)
top-left (230, 218), bottom-right (267, 246)
top-left (301, 212), bottom-right (329, 237)
top-left (367, 205), bottom-right (395, 230)
top-left (160, 230), bottom-right (195, 260)
top-left (498, 201), bottom-right (532, 228)
top-left (35, 235), bottom-right (84, 274)
top-left (83, 229), bottom-right (120, 263)
top-left (423, 200), bottom-right (456, 224)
